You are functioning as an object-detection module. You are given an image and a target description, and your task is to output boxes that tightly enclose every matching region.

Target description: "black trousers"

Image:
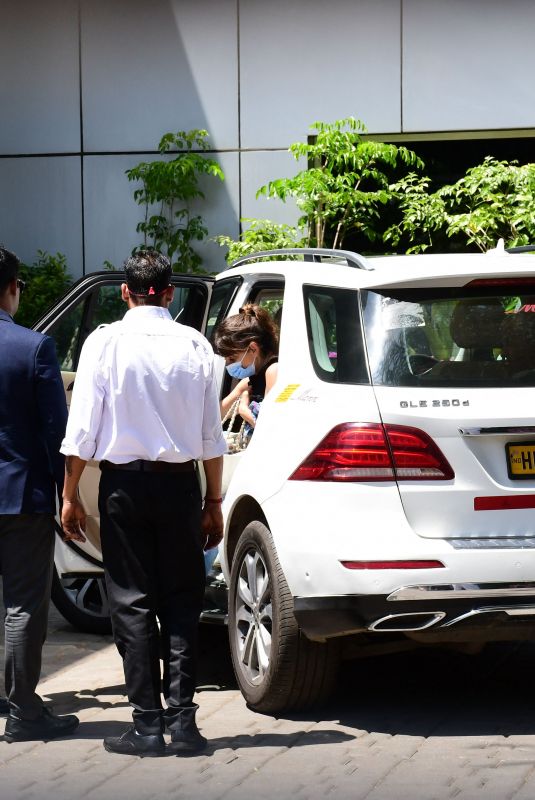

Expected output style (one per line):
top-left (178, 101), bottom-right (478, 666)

top-left (0, 513), bottom-right (54, 720)
top-left (98, 468), bottom-right (205, 735)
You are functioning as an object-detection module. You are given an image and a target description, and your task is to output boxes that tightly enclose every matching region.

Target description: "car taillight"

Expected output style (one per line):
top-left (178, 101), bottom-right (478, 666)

top-left (289, 423), bottom-right (454, 482)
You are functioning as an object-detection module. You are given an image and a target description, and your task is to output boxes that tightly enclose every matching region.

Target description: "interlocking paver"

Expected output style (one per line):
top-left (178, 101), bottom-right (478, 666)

top-left (2, 599), bottom-right (535, 800)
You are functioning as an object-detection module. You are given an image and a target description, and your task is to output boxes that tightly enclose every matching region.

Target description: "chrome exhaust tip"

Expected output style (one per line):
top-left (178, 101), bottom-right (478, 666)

top-left (368, 611), bottom-right (445, 632)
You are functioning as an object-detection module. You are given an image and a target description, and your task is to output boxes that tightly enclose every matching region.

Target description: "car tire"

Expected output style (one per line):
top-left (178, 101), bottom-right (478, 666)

top-left (228, 520), bottom-right (339, 714)
top-left (51, 567), bottom-right (112, 635)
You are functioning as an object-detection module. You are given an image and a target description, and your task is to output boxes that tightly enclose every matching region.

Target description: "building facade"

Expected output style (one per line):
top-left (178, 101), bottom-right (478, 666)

top-left (2, 0), bottom-right (535, 276)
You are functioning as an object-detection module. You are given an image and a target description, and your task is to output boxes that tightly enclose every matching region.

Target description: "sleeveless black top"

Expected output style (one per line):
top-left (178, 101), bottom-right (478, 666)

top-left (248, 356), bottom-right (278, 403)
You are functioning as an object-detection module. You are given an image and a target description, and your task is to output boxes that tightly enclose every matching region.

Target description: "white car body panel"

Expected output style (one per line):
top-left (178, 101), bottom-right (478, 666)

top-left (53, 535), bottom-right (101, 575)
top-left (258, 484), bottom-right (535, 599)
top-left (375, 386), bottom-right (535, 540)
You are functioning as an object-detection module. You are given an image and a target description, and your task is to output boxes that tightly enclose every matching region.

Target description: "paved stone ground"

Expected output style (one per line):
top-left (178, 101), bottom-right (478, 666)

top-left (2, 597), bottom-right (535, 800)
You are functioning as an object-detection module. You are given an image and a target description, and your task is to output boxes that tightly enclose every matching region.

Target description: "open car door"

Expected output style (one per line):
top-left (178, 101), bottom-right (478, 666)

top-left (34, 270), bottom-right (215, 567)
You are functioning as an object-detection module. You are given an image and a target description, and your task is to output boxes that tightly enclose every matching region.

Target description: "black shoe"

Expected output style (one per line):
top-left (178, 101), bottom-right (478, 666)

top-left (168, 725), bottom-right (207, 755)
top-left (3, 707), bottom-right (79, 742)
top-left (103, 727), bottom-right (166, 757)
top-left (166, 707), bottom-right (207, 755)
top-left (0, 697), bottom-right (9, 716)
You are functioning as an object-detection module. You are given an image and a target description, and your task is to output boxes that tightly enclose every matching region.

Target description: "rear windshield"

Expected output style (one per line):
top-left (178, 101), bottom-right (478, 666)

top-left (361, 284), bottom-right (535, 387)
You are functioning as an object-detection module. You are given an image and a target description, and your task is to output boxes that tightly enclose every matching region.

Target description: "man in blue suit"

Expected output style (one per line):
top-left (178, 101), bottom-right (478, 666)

top-left (0, 246), bottom-right (79, 742)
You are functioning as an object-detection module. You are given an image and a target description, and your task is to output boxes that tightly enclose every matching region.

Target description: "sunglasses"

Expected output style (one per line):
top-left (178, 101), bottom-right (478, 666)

top-left (16, 278), bottom-right (26, 294)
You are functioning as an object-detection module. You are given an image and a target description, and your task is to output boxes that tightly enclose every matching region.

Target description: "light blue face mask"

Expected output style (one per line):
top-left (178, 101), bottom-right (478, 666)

top-left (226, 347), bottom-right (256, 380)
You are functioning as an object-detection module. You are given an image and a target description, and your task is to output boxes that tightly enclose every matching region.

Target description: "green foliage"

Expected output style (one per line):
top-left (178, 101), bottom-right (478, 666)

top-left (384, 174), bottom-right (447, 253)
top-left (17, 250), bottom-right (72, 328)
top-left (126, 129), bottom-right (224, 273)
top-left (257, 117), bottom-right (423, 249)
top-left (215, 218), bottom-right (307, 264)
top-left (386, 157), bottom-right (535, 253)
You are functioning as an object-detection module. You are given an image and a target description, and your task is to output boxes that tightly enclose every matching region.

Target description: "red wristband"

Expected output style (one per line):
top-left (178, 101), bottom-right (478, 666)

top-left (204, 497), bottom-right (223, 504)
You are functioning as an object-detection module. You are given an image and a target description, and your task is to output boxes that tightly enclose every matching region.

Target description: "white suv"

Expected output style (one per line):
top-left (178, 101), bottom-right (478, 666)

top-left (36, 246), bottom-right (535, 713)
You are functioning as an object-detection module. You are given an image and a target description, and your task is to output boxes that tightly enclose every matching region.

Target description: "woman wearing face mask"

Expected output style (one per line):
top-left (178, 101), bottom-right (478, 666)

top-left (214, 303), bottom-right (279, 432)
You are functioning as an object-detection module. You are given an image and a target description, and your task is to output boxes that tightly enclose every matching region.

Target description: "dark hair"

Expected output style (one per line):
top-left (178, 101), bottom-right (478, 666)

top-left (0, 247), bottom-right (20, 293)
top-left (123, 250), bottom-right (171, 305)
top-left (213, 303), bottom-right (279, 358)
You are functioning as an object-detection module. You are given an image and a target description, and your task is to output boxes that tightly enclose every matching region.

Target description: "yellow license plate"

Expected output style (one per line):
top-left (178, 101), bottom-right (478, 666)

top-left (507, 442), bottom-right (535, 479)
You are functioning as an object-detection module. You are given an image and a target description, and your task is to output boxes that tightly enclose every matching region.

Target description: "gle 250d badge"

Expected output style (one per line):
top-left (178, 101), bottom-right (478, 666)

top-left (400, 398), bottom-right (470, 408)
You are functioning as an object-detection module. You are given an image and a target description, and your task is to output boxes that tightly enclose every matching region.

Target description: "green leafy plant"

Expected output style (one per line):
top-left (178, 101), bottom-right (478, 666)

top-left (216, 218), bottom-right (307, 264)
top-left (387, 157), bottom-right (535, 253)
top-left (384, 174), bottom-right (447, 253)
top-left (257, 117), bottom-right (423, 249)
top-left (17, 250), bottom-right (72, 328)
top-left (126, 129), bottom-right (225, 273)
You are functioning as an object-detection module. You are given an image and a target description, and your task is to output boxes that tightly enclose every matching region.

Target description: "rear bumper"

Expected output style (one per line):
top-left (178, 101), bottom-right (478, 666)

top-left (294, 582), bottom-right (535, 641)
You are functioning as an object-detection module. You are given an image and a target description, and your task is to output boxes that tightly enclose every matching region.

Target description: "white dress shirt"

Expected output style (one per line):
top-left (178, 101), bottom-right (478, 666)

top-left (61, 305), bottom-right (227, 463)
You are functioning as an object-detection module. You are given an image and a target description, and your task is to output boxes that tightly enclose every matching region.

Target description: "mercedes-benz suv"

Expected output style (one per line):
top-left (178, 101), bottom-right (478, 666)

top-left (36, 246), bottom-right (535, 713)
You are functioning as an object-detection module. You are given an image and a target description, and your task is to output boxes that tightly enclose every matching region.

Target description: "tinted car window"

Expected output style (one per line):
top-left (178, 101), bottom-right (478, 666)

top-left (362, 284), bottom-right (535, 387)
top-left (52, 302), bottom-right (85, 371)
top-left (47, 279), bottom-right (210, 372)
top-left (205, 278), bottom-right (241, 342)
top-left (303, 285), bottom-right (368, 384)
top-left (91, 285), bottom-right (125, 329)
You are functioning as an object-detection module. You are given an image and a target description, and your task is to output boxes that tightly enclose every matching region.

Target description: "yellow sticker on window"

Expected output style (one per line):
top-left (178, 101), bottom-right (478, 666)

top-left (275, 384), bottom-right (300, 402)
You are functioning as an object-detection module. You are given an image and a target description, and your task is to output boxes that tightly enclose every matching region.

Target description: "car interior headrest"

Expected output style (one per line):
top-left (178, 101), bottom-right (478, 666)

top-left (501, 310), bottom-right (535, 352)
top-left (450, 298), bottom-right (505, 349)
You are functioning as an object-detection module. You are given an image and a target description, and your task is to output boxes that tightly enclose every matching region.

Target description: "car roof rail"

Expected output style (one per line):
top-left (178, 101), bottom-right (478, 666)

top-left (505, 244), bottom-right (535, 253)
top-left (227, 248), bottom-right (374, 271)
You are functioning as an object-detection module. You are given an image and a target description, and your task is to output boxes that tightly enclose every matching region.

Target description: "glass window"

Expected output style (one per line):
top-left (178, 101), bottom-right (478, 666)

top-left (303, 285), bottom-right (368, 384)
top-left (47, 278), bottom-right (212, 371)
top-left (362, 283), bottom-right (535, 387)
top-left (47, 284), bottom-right (124, 371)
top-left (251, 287), bottom-right (284, 330)
top-left (88, 281), bottom-right (209, 333)
top-left (170, 286), bottom-right (190, 322)
top-left (205, 278), bottom-right (241, 342)
top-left (49, 301), bottom-right (85, 371)
top-left (90, 285), bottom-right (125, 330)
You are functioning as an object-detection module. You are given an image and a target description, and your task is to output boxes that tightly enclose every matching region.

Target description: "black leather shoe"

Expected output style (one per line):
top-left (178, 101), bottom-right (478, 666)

top-left (103, 727), bottom-right (166, 757)
top-left (0, 697), bottom-right (9, 716)
top-left (3, 707), bottom-right (79, 742)
top-left (168, 725), bottom-right (207, 755)
top-left (167, 707), bottom-right (207, 755)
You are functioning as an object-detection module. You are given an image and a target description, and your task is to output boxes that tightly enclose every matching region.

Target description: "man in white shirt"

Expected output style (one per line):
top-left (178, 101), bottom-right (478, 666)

top-left (60, 250), bottom-right (227, 757)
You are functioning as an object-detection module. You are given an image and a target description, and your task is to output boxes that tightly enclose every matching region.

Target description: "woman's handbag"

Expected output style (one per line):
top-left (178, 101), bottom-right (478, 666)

top-left (221, 396), bottom-right (249, 454)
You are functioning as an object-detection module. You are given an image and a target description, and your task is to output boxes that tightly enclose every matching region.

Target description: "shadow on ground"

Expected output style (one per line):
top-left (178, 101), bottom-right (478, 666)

top-left (50, 720), bottom-right (355, 752)
top-left (5, 580), bottom-right (535, 741)
top-left (287, 640), bottom-right (535, 738)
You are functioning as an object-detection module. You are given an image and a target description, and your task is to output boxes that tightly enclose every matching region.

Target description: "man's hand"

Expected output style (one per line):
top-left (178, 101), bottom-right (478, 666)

top-left (201, 503), bottom-right (223, 551)
top-left (61, 498), bottom-right (87, 542)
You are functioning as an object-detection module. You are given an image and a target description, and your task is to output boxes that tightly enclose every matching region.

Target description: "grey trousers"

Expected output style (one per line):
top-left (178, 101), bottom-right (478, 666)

top-left (0, 514), bottom-right (54, 719)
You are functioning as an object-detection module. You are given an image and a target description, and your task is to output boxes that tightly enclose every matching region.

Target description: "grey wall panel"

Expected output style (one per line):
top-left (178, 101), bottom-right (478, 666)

top-left (83, 153), bottom-right (239, 274)
top-left (81, 0), bottom-right (238, 152)
top-left (0, 157), bottom-right (82, 275)
top-left (82, 156), bottom-right (140, 272)
top-left (189, 153), bottom-right (240, 273)
top-left (240, 0), bottom-right (401, 149)
top-left (403, 0), bottom-right (535, 132)
top-left (240, 150), bottom-right (302, 228)
top-left (0, 0), bottom-right (80, 154)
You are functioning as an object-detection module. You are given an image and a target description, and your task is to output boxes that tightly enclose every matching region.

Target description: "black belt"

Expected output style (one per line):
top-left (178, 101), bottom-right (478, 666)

top-left (100, 459), bottom-right (195, 473)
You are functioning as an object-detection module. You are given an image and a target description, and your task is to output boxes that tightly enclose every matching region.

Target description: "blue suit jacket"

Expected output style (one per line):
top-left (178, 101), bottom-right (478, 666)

top-left (0, 308), bottom-right (68, 514)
